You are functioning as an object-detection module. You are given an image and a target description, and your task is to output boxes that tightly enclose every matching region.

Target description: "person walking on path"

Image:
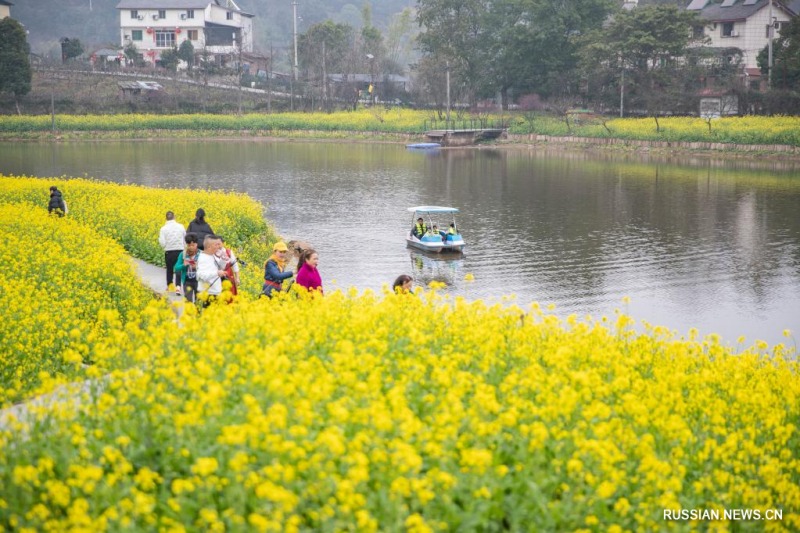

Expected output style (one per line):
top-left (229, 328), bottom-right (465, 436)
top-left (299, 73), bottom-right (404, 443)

top-left (159, 211), bottom-right (186, 294)
top-left (174, 233), bottom-right (200, 303)
top-left (262, 241), bottom-right (293, 297)
top-left (295, 248), bottom-right (323, 294)
top-left (197, 235), bottom-right (227, 305)
top-left (47, 186), bottom-right (67, 216)
top-left (187, 208), bottom-right (214, 250)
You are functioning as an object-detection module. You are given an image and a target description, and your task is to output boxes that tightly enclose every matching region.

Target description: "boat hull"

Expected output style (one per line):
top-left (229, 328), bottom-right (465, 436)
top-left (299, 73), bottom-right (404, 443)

top-left (406, 235), bottom-right (444, 253)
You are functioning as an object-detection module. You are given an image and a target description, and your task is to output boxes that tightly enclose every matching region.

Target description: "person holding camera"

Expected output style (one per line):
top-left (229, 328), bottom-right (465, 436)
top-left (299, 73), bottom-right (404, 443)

top-left (174, 232), bottom-right (200, 303)
top-left (262, 241), bottom-right (293, 297)
top-left (216, 236), bottom-right (241, 296)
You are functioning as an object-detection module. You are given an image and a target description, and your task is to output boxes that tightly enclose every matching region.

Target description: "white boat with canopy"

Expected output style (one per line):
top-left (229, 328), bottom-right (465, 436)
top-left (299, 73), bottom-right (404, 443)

top-left (406, 206), bottom-right (466, 253)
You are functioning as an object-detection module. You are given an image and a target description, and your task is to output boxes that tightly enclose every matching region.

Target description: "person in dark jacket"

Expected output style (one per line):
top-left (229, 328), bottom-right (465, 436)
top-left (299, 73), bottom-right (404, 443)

top-left (47, 186), bottom-right (67, 216)
top-left (187, 208), bottom-right (214, 250)
top-left (262, 241), bottom-right (294, 297)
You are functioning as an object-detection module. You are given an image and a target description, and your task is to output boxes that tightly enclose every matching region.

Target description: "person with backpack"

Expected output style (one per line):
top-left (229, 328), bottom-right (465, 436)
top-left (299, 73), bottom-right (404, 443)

top-left (187, 208), bottom-right (214, 250)
top-left (262, 241), bottom-right (294, 297)
top-left (47, 186), bottom-right (67, 216)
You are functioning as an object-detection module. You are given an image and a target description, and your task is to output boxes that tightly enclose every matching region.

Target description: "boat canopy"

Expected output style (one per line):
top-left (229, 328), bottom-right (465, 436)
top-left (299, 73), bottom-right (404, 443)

top-left (408, 206), bottom-right (460, 215)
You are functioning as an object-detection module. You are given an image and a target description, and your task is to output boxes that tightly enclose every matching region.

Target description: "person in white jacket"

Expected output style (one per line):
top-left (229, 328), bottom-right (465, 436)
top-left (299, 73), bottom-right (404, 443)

top-left (158, 211), bottom-right (186, 294)
top-left (197, 235), bottom-right (228, 304)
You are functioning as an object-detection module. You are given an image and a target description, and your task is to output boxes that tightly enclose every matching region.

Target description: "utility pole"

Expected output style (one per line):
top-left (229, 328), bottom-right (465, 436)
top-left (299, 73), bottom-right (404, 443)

top-left (267, 42), bottom-right (272, 113)
top-left (446, 60), bottom-right (451, 123)
top-left (292, 0), bottom-right (299, 81)
top-left (235, 31), bottom-right (242, 115)
top-left (768, 0), bottom-right (774, 88)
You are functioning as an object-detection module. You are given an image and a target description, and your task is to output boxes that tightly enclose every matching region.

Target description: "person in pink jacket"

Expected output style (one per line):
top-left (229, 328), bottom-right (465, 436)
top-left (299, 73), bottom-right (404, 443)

top-left (295, 248), bottom-right (323, 294)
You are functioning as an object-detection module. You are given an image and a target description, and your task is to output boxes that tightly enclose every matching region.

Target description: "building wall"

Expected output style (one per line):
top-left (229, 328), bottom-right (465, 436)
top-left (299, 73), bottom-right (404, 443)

top-left (0, 5), bottom-right (10, 18)
top-left (119, 4), bottom-right (252, 64)
top-left (702, 6), bottom-right (793, 68)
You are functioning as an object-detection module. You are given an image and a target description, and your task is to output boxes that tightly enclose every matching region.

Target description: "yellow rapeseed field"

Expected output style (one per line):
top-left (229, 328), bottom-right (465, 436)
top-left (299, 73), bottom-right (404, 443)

top-left (0, 175), bottom-right (277, 295)
top-left (0, 176), bottom-right (798, 531)
top-left (0, 203), bottom-right (151, 404)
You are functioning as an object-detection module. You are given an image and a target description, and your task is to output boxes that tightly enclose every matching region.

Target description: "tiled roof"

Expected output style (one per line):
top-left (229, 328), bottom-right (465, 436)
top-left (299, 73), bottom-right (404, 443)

top-left (116, 1), bottom-right (243, 12)
top-left (696, 0), bottom-right (767, 22)
top-left (117, 0), bottom-right (210, 8)
top-left (788, 0), bottom-right (800, 15)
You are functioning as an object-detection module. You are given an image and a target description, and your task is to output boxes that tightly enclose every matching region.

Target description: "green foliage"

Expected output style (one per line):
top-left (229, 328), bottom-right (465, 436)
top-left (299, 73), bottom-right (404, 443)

top-left (159, 47), bottom-right (180, 72)
top-left (123, 42), bottom-right (144, 67)
top-left (0, 17), bottom-right (32, 100)
top-left (60, 37), bottom-right (84, 62)
top-left (579, 5), bottom-right (708, 115)
top-left (757, 15), bottom-right (800, 91)
top-left (178, 39), bottom-right (195, 70)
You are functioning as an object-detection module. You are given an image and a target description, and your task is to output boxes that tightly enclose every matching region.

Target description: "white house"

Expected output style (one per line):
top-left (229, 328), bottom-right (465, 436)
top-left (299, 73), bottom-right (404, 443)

top-left (115, 0), bottom-right (253, 66)
top-left (687, 0), bottom-right (800, 73)
top-left (0, 0), bottom-right (13, 19)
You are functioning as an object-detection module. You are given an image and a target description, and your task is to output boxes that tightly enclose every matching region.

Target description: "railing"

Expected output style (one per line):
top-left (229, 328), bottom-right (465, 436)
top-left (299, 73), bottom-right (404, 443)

top-left (423, 118), bottom-right (509, 131)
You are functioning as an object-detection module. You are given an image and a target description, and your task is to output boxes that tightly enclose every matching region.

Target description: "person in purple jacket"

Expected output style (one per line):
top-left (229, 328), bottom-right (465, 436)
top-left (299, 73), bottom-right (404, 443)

top-left (295, 248), bottom-right (323, 295)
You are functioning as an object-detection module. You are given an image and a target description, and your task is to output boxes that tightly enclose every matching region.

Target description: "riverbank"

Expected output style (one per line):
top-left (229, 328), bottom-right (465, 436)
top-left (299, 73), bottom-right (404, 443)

top-left (3, 127), bottom-right (800, 160)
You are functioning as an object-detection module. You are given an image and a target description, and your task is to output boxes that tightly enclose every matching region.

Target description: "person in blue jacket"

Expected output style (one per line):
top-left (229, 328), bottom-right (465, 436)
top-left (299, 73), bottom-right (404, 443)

top-left (262, 241), bottom-right (294, 297)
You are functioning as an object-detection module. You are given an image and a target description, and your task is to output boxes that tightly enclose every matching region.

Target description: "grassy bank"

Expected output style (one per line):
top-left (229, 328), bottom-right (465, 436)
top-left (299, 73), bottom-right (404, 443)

top-left (2, 112), bottom-right (800, 148)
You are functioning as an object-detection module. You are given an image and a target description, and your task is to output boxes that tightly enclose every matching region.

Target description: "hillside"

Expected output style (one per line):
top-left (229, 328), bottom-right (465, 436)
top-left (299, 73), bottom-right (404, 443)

top-left (9, 0), bottom-right (416, 63)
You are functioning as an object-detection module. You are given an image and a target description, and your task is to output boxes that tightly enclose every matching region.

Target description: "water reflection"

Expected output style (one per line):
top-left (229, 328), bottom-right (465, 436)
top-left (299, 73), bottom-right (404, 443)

top-left (408, 250), bottom-right (464, 288)
top-left (1, 140), bottom-right (799, 345)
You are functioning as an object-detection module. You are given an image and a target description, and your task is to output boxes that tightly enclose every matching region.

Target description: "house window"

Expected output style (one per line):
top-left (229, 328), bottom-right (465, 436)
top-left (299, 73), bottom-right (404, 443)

top-left (186, 9), bottom-right (194, 19)
top-left (158, 10), bottom-right (166, 19)
top-left (130, 10), bottom-right (138, 19)
top-left (721, 22), bottom-right (734, 37)
top-left (692, 25), bottom-right (705, 39)
top-left (155, 30), bottom-right (176, 48)
top-left (226, 12), bottom-right (233, 20)
top-left (132, 30), bottom-right (143, 41)
top-left (188, 30), bottom-right (198, 40)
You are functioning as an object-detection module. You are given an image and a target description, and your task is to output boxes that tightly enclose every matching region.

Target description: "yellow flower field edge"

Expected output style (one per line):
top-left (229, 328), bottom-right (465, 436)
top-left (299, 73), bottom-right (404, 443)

top-left (1, 289), bottom-right (798, 531)
top-left (507, 115), bottom-right (800, 147)
top-left (0, 203), bottom-right (153, 405)
top-left (1, 112), bottom-right (800, 147)
top-left (0, 109), bottom-right (433, 135)
top-left (0, 175), bottom-right (278, 296)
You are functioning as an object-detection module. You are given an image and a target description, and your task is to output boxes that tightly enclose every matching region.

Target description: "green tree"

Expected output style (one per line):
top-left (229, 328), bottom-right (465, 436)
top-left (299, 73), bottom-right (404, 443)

top-left (580, 5), bottom-right (707, 117)
top-left (757, 15), bottom-right (800, 91)
top-left (60, 37), bottom-right (84, 62)
top-left (484, 0), bottom-right (616, 107)
top-left (159, 47), bottom-right (180, 72)
top-left (178, 39), bottom-right (195, 72)
top-left (299, 20), bottom-right (354, 111)
top-left (123, 42), bottom-right (143, 67)
top-left (416, 0), bottom-right (490, 107)
top-left (0, 17), bottom-right (32, 114)
top-left (416, 0), bottom-right (615, 108)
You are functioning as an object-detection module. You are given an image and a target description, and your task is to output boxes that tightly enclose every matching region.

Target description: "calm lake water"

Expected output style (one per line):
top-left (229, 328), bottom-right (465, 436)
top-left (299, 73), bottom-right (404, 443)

top-left (2, 140), bottom-right (799, 346)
